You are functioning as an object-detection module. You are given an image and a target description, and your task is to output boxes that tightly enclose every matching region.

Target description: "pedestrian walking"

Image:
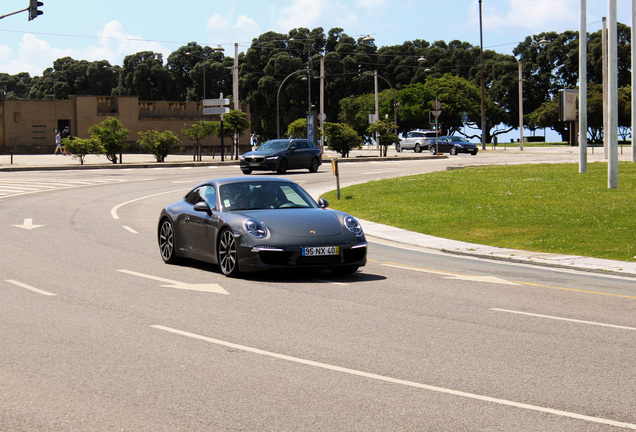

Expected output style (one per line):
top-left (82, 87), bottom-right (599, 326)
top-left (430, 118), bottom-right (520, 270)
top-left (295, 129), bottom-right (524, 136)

top-left (54, 130), bottom-right (63, 154)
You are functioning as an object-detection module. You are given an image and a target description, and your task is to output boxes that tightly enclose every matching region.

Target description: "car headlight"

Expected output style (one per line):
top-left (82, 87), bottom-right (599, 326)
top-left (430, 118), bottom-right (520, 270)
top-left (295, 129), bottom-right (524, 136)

top-left (244, 219), bottom-right (268, 238)
top-left (344, 216), bottom-right (363, 236)
top-left (266, 155), bottom-right (279, 160)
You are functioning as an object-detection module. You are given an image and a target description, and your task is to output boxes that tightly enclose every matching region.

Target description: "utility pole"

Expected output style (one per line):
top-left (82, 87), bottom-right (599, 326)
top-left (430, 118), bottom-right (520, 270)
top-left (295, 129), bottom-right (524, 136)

top-left (579, 0), bottom-right (588, 173)
top-left (479, 0), bottom-right (486, 150)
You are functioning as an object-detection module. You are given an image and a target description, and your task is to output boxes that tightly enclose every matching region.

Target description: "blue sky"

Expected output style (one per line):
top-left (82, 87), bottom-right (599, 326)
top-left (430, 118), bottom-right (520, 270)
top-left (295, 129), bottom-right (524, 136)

top-left (0, 0), bottom-right (631, 76)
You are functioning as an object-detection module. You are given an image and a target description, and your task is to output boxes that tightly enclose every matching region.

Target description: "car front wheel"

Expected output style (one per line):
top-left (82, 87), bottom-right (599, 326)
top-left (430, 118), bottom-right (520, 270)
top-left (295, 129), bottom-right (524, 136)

top-left (414, 143), bottom-right (421, 153)
top-left (450, 147), bottom-right (458, 155)
top-left (218, 229), bottom-right (240, 277)
top-left (395, 143), bottom-right (401, 152)
top-left (159, 218), bottom-right (179, 264)
top-left (276, 159), bottom-right (288, 174)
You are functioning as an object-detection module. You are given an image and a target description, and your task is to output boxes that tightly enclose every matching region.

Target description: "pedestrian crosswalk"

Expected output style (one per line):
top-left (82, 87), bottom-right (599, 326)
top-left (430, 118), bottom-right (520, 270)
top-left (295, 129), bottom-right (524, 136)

top-left (0, 178), bottom-right (128, 199)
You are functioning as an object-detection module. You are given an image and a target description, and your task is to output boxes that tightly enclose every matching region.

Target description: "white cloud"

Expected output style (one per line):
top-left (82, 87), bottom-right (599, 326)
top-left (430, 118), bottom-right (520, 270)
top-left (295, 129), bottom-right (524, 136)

top-left (482, 0), bottom-right (578, 35)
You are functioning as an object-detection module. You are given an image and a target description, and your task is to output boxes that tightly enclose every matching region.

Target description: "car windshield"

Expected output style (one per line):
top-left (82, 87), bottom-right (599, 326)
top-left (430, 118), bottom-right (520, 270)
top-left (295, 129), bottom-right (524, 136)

top-left (256, 140), bottom-right (290, 152)
top-left (219, 181), bottom-right (319, 211)
top-left (449, 137), bottom-right (469, 143)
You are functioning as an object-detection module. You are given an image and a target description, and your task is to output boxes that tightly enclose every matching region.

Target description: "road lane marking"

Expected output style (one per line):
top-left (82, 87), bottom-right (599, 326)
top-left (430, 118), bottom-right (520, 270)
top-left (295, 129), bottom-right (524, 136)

top-left (123, 226), bottom-right (138, 234)
top-left (151, 324), bottom-right (636, 430)
top-left (111, 189), bottom-right (183, 220)
top-left (381, 262), bottom-right (519, 286)
top-left (5, 279), bottom-right (56, 296)
top-left (118, 270), bottom-right (228, 295)
top-left (491, 308), bottom-right (636, 332)
top-left (511, 280), bottom-right (636, 299)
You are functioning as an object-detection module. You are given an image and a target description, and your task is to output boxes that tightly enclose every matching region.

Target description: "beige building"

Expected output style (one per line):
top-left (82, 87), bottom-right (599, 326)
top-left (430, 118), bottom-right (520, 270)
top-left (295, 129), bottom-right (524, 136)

top-left (0, 95), bottom-right (251, 155)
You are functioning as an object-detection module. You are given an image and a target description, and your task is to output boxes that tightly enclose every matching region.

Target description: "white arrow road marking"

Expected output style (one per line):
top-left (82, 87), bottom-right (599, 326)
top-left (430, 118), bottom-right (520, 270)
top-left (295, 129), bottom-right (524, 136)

top-left (117, 269), bottom-right (229, 295)
top-left (381, 263), bottom-right (519, 286)
top-left (12, 218), bottom-right (45, 230)
top-left (5, 279), bottom-right (56, 296)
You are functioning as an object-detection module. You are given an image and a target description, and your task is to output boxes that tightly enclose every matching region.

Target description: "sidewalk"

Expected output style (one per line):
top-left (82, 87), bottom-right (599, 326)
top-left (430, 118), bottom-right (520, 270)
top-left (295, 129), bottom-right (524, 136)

top-left (2, 148), bottom-right (635, 278)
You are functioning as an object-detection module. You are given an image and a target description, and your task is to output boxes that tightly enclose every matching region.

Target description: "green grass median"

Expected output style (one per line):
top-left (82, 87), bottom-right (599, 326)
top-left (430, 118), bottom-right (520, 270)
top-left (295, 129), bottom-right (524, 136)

top-left (323, 162), bottom-right (636, 262)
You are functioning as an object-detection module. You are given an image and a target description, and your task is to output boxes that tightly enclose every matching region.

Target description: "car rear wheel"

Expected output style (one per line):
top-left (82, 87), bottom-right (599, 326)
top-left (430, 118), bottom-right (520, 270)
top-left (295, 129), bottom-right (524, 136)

top-left (159, 218), bottom-right (179, 264)
top-left (450, 147), bottom-right (458, 155)
top-left (414, 143), bottom-right (421, 153)
top-left (218, 229), bottom-right (240, 277)
top-left (430, 145), bottom-right (437, 155)
top-left (276, 159), bottom-right (288, 174)
top-left (395, 143), bottom-right (401, 152)
top-left (308, 157), bottom-right (319, 172)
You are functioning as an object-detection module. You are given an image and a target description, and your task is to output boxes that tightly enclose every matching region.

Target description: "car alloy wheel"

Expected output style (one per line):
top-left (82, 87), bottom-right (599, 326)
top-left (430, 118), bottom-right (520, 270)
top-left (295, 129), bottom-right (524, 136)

top-left (308, 157), bottom-right (319, 173)
top-left (277, 159), bottom-right (288, 174)
top-left (396, 143), bottom-right (401, 152)
top-left (414, 143), bottom-right (421, 153)
top-left (218, 229), bottom-right (239, 277)
top-left (159, 219), bottom-right (178, 264)
top-left (451, 147), bottom-right (457, 155)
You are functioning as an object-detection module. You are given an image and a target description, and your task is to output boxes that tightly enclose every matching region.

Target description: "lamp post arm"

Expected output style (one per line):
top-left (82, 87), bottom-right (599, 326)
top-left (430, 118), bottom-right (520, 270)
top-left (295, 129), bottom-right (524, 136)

top-left (276, 68), bottom-right (310, 138)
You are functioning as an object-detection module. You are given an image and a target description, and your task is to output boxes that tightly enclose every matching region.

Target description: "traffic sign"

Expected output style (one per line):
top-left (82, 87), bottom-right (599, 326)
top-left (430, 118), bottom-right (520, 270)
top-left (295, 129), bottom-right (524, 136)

top-left (203, 107), bottom-right (230, 115)
top-left (432, 100), bottom-right (442, 110)
top-left (432, 110), bottom-right (442, 117)
top-left (203, 98), bottom-right (230, 106)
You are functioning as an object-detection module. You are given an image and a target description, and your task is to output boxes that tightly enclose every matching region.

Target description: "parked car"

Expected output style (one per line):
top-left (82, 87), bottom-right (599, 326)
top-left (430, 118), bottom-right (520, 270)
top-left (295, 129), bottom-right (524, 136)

top-left (397, 130), bottom-right (437, 153)
top-left (430, 136), bottom-right (479, 155)
top-left (240, 139), bottom-right (322, 174)
top-left (158, 177), bottom-right (367, 277)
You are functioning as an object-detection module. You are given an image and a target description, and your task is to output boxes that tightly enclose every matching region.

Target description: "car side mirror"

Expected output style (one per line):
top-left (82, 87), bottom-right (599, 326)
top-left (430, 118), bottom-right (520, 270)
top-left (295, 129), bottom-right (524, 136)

top-left (194, 201), bottom-right (213, 213)
top-left (318, 198), bottom-right (329, 208)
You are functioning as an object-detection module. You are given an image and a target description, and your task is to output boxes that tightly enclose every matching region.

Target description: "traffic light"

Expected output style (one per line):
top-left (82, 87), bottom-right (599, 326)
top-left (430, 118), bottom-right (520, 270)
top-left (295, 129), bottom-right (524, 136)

top-left (358, 64), bottom-right (362, 78)
top-left (28, 0), bottom-right (43, 21)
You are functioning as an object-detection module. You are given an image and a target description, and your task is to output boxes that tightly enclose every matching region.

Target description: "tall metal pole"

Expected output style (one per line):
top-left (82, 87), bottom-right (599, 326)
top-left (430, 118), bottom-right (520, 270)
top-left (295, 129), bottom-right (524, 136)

top-left (479, 0), bottom-right (486, 150)
top-left (602, 17), bottom-right (608, 159)
top-left (374, 70), bottom-right (379, 154)
top-left (319, 57), bottom-right (325, 152)
top-left (579, 0), bottom-right (588, 173)
top-left (518, 61), bottom-right (524, 151)
top-left (632, 0), bottom-right (636, 162)
top-left (608, 0), bottom-right (618, 189)
top-left (233, 43), bottom-right (239, 110)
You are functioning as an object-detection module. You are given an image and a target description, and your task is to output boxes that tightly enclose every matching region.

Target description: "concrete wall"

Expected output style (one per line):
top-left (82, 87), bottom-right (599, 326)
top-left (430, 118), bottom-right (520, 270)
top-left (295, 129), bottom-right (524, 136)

top-left (0, 95), bottom-right (251, 155)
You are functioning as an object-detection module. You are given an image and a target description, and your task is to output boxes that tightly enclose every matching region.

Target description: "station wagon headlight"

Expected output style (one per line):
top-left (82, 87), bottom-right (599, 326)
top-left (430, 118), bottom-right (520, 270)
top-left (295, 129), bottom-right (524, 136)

top-left (266, 155), bottom-right (279, 160)
top-left (244, 219), bottom-right (268, 238)
top-left (344, 216), bottom-right (363, 236)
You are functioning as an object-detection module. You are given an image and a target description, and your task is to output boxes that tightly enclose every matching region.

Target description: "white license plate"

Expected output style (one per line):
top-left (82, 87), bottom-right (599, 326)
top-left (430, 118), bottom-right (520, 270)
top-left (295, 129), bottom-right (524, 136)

top-left (249, 162), bottom-right (260, 166)
top-left (302, 246), bottom-right (339, 256)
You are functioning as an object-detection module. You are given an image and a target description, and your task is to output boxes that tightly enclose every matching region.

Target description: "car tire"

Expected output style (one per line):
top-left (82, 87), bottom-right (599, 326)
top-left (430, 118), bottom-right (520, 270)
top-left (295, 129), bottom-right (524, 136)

top-left (450, 147), bottom-right (458, 155)
top-left (395, 143), bottom-right (401, 152)
top-left (276, 159), bottom-right (288, 174)
top-left (471, 151), bottom-right (478, 155)
top-left (242, 169), bottom-right (252, 175)
top-left (308, 157), bottom-right (319, 173)
top-left (430, 146), bottom-right (437, 155)
top-left (159, 218), bottom-right (180, 264)
top-left (218, 229), bottom-right (240, 277)
top-left (414, 143), bottom-right (421, 153)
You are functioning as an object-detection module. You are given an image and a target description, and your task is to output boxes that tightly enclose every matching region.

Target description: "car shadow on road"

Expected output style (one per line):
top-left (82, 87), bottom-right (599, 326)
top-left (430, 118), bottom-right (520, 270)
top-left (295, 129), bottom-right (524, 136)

top-left (174, 259), bottom-right (385, 284)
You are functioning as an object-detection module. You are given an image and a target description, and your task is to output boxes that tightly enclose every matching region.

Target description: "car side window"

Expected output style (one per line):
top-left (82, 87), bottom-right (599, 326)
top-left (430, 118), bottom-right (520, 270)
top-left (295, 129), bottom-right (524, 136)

top-left (202, 186), bottom-right (216, 210)
top-left (184, 188), bottom-right (202, 205)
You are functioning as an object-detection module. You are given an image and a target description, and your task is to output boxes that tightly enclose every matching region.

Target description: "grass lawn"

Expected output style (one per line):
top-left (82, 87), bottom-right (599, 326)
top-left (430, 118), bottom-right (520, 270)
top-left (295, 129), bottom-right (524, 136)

top-left (323, 161), bottom-right (636, 262)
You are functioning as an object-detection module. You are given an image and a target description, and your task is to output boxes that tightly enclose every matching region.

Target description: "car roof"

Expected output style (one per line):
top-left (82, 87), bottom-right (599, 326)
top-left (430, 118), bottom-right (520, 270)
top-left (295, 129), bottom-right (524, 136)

top-left (194, 176), bottom-right (295, 188)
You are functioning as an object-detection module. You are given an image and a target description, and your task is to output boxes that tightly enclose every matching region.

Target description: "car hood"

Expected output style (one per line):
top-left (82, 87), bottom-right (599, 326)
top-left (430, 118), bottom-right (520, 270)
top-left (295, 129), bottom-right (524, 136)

top-left (242, 150), bottom-right (282, 158)
top-left (239, 208), bottom-right (342, 237)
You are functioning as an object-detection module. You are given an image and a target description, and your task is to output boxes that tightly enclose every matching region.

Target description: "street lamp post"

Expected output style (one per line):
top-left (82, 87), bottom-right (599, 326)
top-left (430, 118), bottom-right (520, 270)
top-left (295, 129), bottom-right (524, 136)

top-left (479, 0), bottom-right (486, 150)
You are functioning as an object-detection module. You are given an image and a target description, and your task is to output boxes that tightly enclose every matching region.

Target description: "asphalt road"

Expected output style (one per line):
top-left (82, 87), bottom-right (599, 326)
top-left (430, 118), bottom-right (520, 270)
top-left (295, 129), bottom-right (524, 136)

top-left (1, 151), bottom-right (635, 431)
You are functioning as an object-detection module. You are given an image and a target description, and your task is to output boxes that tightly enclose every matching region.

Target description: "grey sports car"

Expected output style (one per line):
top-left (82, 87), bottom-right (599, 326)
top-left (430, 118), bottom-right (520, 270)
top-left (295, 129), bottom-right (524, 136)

top-left (158, 177), bottom-right (367, 277)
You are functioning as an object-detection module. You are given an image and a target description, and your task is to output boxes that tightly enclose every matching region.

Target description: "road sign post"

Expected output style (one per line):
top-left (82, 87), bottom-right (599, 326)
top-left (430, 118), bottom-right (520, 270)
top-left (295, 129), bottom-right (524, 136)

top-left (202, 93), bottom-right (230, 161)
